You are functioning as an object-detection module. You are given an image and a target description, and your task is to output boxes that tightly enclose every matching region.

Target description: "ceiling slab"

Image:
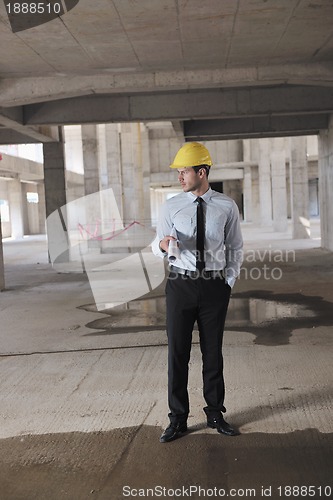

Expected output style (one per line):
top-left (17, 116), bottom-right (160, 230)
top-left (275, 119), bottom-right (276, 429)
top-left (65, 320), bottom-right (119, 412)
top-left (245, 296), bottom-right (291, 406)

top-left (0, 0), bottom-right (332, 140)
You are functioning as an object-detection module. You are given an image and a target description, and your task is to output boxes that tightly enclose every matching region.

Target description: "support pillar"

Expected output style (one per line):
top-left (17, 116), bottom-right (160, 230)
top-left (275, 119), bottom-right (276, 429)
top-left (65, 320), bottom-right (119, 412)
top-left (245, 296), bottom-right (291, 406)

top-left (136, 123), bottom-right (152, 226)
top-left (318, 114), bottom-right (333, 251)
top-left (120, 123), bottom-right (146, 225)
top-left (8, 179), bottom-right (24, 239)
top-left (81, 125), bottom-right (101, 246)
top-left (43, 140), bottom-right (67, 220)
top-left (243, 166), bottom-right (253, 222)
top-left (242, 139), bottom-right (252, 222)
top-left (82, 125), bottom-right (100, 196)
top-left (37, 183), bottom-right (46, 234)
top-left (104, 123), bottom-right (123, 217)
top-left (0, 218), bottom-right (5, 290)
top-left (258, 138), bottom-right (272, 226)
top-left (43, 135), bottom-right (67, 261)
top-left (271, 138), bottom-right (288, 232)
top-left (290, 137), bottom-right (310, 239)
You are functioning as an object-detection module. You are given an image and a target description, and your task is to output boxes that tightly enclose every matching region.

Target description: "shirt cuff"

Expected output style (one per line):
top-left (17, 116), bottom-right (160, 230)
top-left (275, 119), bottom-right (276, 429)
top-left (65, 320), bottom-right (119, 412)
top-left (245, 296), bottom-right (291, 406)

top-left (151, 237), bottom-right (167, 259)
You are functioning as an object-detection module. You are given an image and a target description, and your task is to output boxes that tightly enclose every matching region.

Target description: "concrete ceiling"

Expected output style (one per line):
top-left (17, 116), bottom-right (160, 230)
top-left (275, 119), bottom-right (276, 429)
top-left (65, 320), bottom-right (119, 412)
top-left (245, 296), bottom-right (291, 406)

top-left (0, 0), bottom-right (333, 143)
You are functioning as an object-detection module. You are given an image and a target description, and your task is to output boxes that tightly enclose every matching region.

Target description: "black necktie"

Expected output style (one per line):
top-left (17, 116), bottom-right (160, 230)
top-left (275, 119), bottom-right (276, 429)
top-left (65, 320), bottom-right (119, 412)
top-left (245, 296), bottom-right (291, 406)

top-left (196, 197), bottom-right (205, 272)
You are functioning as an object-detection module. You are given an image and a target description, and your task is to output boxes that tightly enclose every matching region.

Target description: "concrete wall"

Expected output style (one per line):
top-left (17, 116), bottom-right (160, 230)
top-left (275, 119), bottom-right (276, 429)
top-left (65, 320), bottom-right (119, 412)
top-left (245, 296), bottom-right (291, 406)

top-left (148, 123), bottom-right (182, 174)
top-left (223, 179), bottom-right (243, 217)
top-left (148, 125), bottom-right (243, 174)
top-left (208, 140), bottom-right (243, 164)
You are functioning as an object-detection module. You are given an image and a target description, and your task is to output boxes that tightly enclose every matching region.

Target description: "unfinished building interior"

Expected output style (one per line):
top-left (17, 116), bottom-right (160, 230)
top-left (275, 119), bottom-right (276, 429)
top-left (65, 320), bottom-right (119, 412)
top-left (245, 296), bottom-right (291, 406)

top-left (0, 1), bottom-right (332, 498)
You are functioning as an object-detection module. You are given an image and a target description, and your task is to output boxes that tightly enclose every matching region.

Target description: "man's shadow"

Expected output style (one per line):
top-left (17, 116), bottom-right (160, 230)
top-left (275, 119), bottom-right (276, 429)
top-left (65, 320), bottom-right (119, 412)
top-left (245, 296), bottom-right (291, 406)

top-left (186, 384), bottom-right (332, 433)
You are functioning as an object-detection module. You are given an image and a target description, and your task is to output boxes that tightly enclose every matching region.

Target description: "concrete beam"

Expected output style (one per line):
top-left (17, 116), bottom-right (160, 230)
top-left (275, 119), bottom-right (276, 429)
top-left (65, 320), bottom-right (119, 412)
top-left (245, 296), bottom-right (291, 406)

top-left (171, 121), bottom-right (185, 140)
top-left (0, 128), bottom-right (48, 144)
top-left (0, 106), bottom-right (23, 126)
top-left (23, 86), bottom-right (333, 126)
top-left (150, 164), bottom-right (244, 187)
top-left (184, 115), bottom-right (329, 140)
top-left (0, 152), bottom-right (43, 182)
top-left (0, 171), bottom-right (19, 180)
top-left (0, 107), bottom-right (59, 143)
top-left (66, 170), bottom-right (84, 188)
top-left (0, 62), bottom-right (333, 107)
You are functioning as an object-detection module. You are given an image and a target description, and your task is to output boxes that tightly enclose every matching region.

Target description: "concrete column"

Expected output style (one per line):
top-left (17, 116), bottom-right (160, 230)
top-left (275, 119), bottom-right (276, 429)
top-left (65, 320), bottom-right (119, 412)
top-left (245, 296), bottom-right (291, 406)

top-left (258, 138), bottom-right (273, 226)
top-left (81, 125), bottom-right (101, 250)
top-left (97, 124), bottom-right (107, 190)
top-left (82, 124), bottom-right (100, 196)
top-left (289, 137), bottom-right (310, 239)
top-left (8, 179), bottom-right (24, 239)
top-left (318, 114), bottom-right (333, 251)
top-left (44, 140), bottom-right (67, 219)
top-left (120, 123), bottom-right (145, 225)
top-left (104, 123), bottom-right (123, 217)
top-left (0, 218), bottom-right (5, 290)
top-left (150, 188), bottom-right (159, 228)
top-left (242, 140), bottom-right (252, 222)
top-left (37, 183), bottom-right (46, 234)
top-left (151, 188), bottom-right (169, 227)
top-left (43, 137), bottom-right (68, 261)
top-left (271, 138), bottom-right (288, 232)
top-left (138, 123), bottom-right (152, 226)
top-left (243, 166), bottom-right (252, 222)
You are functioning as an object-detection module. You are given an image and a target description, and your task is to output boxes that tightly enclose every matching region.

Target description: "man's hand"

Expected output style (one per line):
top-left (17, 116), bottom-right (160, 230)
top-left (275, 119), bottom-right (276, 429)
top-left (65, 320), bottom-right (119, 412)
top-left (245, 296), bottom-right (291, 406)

top-left (159, 236), bottom-right (177, 253)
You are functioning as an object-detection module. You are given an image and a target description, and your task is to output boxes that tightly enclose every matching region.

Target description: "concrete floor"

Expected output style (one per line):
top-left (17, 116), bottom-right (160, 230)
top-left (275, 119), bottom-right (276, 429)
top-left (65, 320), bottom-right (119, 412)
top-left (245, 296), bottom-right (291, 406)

top-left (0, 220), bottom-right (332, 500)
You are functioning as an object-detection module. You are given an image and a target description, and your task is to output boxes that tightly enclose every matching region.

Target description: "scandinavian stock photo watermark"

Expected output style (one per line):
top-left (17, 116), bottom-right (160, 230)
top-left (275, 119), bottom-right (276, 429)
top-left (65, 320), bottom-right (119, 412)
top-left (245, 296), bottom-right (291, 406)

top-left (167, 247), bottom-right (295, 282)
top-left (240, 247), bottom-right (296, 282)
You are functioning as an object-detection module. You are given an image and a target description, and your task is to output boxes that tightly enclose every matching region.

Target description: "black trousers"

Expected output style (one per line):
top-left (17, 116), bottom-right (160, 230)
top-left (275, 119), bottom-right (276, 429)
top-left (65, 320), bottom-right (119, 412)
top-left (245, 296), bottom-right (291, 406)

top-left (165, 272), bottom-right (231, 424)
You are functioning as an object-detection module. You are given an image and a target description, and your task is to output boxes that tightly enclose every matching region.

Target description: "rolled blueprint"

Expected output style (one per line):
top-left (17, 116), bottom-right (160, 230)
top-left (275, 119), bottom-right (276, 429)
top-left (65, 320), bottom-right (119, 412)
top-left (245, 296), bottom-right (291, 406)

top-left (168, 238), bottom-right (180, 262)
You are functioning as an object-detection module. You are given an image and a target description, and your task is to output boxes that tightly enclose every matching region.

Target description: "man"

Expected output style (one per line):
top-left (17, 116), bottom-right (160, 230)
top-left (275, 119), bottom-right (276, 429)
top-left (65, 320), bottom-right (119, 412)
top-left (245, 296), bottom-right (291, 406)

top-left (152, 142), bottom-right (243, 443)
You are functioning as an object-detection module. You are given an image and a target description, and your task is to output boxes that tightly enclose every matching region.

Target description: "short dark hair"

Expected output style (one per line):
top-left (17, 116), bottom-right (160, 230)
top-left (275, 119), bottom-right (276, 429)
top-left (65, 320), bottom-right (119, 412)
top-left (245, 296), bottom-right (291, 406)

top-left (192, 165), bottom-right (210, 178)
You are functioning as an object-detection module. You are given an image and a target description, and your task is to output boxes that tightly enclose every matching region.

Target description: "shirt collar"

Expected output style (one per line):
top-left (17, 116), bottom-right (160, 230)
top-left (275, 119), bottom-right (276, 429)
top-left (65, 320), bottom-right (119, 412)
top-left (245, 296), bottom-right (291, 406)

top-left (186, 187), bottom-right (213, 202)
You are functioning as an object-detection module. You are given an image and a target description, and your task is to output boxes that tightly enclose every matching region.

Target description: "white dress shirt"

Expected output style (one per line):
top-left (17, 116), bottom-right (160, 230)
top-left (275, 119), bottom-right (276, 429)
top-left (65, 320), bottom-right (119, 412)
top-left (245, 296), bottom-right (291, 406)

top-left (152, 188), bottom-right (243, 288)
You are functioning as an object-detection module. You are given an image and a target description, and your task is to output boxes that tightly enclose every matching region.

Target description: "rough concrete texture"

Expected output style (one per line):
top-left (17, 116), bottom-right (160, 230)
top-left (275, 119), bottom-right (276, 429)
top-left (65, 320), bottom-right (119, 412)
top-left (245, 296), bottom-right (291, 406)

top-left (0, 223), bottom-right (332, 499)
top-left (1, 0), bottom-right (333, 99)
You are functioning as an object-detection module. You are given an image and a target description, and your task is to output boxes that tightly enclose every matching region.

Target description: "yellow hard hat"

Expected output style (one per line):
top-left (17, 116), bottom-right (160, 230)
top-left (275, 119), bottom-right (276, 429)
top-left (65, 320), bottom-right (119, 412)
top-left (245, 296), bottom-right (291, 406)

top-left (170, 142), bottom-right (213, 169)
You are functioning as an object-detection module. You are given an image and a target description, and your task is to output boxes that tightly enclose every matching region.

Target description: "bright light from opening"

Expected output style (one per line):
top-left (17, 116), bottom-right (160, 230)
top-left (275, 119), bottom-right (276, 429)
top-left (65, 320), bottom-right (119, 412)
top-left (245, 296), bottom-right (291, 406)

top-left (27, 192), bottom-right (39, 204)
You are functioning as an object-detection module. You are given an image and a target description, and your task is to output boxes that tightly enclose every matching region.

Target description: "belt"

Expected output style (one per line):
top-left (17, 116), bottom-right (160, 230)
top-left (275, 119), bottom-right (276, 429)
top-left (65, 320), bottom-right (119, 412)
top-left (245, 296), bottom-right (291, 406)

top-left (170, 265), bottom-right (225, 279)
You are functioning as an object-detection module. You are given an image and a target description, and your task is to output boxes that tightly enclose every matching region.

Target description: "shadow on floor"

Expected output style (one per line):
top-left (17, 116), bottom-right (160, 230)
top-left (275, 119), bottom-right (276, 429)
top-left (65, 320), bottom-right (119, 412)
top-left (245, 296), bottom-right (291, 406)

top-left (1, 426), bottom-right (332, 500)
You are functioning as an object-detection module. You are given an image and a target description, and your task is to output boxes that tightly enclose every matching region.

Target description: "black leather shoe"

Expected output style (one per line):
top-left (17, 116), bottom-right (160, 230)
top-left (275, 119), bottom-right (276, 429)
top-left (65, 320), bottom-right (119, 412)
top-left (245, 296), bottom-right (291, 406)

top-left (207, 417), bottom-right (239, 436)
top-left (160, 422), bottom-right (188, 443)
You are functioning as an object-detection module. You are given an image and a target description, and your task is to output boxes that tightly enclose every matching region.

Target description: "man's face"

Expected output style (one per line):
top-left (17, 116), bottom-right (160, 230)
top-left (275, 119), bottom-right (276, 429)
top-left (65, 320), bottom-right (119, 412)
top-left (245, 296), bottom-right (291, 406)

top-left (177, 167), bottom-right (202, 192)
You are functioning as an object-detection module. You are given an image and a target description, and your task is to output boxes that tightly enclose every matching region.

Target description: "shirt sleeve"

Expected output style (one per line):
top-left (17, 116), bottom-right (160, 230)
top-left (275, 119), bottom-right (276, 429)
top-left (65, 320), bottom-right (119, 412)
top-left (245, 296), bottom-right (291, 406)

top-left (224, 201), bottom-right (243, 288)
top-left (151, 201), bottom-right (173, 259)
